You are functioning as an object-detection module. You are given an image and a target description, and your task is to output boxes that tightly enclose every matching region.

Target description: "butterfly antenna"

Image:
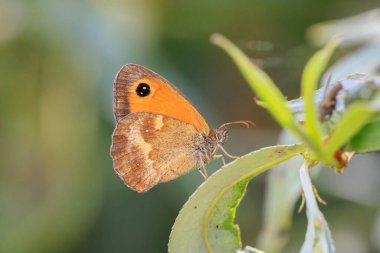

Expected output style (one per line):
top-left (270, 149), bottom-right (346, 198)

top-left (218, 120), bottom-right (255, 129)
top-left (218, 144), bottom-right (240, 159)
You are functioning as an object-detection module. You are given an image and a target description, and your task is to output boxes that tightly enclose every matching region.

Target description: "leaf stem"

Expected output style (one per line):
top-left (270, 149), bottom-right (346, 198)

top-left (299, 162), bottom-right (335, 253)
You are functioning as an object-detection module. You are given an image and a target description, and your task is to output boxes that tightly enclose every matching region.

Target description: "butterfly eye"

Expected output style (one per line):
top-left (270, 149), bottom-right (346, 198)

top-left (136, 83), bottom-right (151, 97)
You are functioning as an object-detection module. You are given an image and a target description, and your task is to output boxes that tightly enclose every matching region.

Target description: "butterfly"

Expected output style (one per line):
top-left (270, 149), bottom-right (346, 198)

top-left (110, 64), bottom-right (254, 192)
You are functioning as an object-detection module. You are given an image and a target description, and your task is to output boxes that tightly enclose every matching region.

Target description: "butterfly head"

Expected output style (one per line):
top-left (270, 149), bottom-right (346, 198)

top-left (214, 126), bottom-right (228, 145)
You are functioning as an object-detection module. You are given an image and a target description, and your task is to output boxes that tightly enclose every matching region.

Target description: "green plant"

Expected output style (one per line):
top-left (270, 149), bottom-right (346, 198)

top-left (168, 34), bottom-right (380, 253)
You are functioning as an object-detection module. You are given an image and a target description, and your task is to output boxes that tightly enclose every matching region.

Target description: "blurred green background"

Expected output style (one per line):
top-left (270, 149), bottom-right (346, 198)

top-left (1, 1), bottom-right (380, 252)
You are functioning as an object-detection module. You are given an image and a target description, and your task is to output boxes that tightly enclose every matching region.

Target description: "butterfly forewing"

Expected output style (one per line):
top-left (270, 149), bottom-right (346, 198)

top-left (113, 64), bottom-right (209, 134)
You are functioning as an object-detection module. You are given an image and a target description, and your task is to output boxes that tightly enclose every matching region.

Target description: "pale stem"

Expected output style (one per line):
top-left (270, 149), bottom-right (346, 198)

top-left (299, 162), bottom-right (335, 253)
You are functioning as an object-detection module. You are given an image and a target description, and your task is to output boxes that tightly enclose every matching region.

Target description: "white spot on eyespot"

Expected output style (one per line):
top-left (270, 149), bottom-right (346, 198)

top-left (145, 130), bottom-right (149, 133)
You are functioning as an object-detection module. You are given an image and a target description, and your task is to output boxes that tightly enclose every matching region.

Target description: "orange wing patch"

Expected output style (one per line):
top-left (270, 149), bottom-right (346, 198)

top-left (113, 64), bottom-right (209, 135)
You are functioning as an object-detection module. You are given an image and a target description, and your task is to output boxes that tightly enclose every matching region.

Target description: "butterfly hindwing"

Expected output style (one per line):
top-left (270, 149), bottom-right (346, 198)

top-left (110, 112), bottom-right (200, 192)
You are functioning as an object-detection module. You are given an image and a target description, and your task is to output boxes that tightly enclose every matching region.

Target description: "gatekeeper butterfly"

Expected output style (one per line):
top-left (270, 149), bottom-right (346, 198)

top-left (110, 64), bottom-right (253, 192)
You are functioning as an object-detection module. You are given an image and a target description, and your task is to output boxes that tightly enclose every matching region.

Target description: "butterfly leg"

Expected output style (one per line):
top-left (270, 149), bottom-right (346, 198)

top-left (214, 154), bottom-right (226, 166)
top-left (197, 158), bottom-right (209, 180)
top-left (218, 144), bottom-right (240, 159)
top-left (198, 167), bottom-right (209, 180)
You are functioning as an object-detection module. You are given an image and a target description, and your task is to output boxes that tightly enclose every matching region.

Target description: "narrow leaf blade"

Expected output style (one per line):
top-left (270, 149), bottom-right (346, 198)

top-left (210, 34), bottom-right (316, 151)
top-left (301, 38), bottom-right (340, 152)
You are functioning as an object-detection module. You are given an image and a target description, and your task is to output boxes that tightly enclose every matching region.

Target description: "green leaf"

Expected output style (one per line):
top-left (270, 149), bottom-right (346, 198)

top-left (346, 120), bottom-right (380, 152)
top-left (322, 99), bottom-right (380, 163)
top-left (207, 179), bottom-right (250, 252)
top-left (168, 144), bottom-right (306, 253)
top-left (301, 38), bottom-right (340, 153)
top-left (210, 34), bottom-right (316, 151)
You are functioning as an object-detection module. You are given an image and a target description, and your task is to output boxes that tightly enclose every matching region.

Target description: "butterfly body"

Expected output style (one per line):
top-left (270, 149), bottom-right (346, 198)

top-left (111, 64), bottom-right (227, 192)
